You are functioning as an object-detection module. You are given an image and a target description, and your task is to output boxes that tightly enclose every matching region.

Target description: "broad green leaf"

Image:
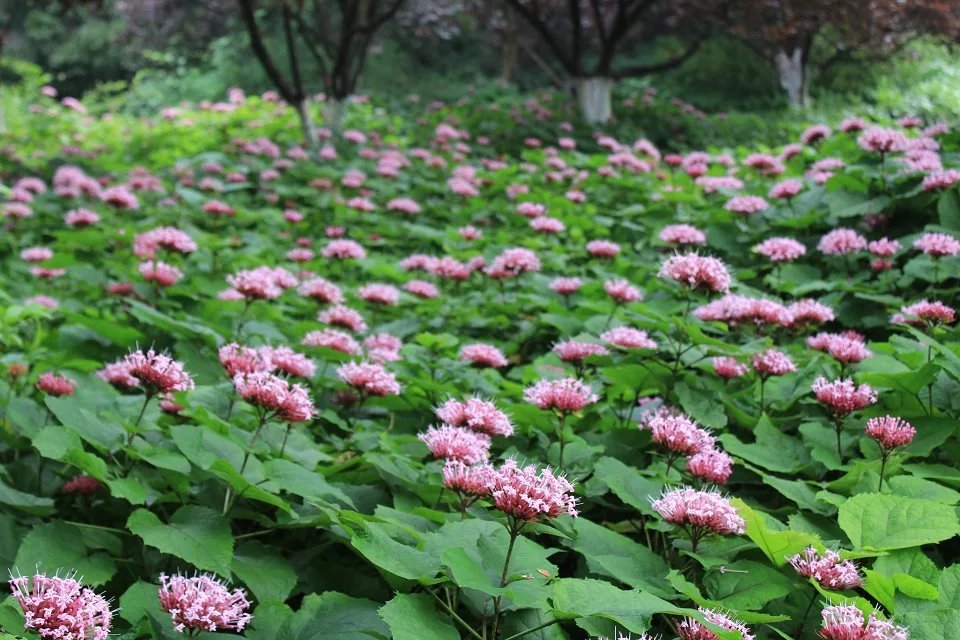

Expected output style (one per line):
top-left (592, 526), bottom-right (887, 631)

top-left (593, 457), bottom-right (662, 515)
top-left (379, 593), bottom-right (458, 640)
top-left (127, 506), bottom-right (234, 577)
top-left (902, 609), bottom-right (960, 640)
top-left (939, 565), bottom-right (960, 609)
top-left (13, 521), bottom-right (115, 586)
top-left (279, 592), bottom-right (388, 640)
top-left (232, 541), bottom-right (297, 604)
top-left (567, 518), bottom-right (673, 597)
top-left (732, 499), bottom-right (820, 566)
top-left (837, 493), bottom-right (960, 551)
top-left (702, 560), bottom-right (793, 610)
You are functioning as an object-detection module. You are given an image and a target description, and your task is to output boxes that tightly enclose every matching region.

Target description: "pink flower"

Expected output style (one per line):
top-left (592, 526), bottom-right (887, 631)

top-left (658, 253), bottom-right (731, 293)
top-left (524, 378), bottom-right (598, 413)
top-left (21, 247), bottom-right (53, 262)
top-left (419, 425), bottom-right (491, 464)
top-left (157, 573), bottom-right (252, 633)
top-left (485, 248), bottom-right (540, 279)
top-left (133, 227), bottom-right (197, 259)
top-left (865, 416), bottom-right (916, 452)
top-left (652, 487), bottom-right (745, 536)
top-left (404, 279), bottom-right (439, 298)
top-left (642, 413), bottom-right (714, 456)
top-left (808, 332), bottom-right (871, 365)
top-left (226, 266), bottom-right (294, 300)
top-left (442, 461), bottom-right (495, 495)
top-left (36, 372), bottom-right (77, 396)
top-left (319, 305), bottom-right (367, 332)
top-left (101, 186), bottom-right (139, 209)
top-left (868, 237), bottom-right (900, 259)
top-left (336, 361), bottom-right (401, 396)
top-left (435, 397), bottom-right (514, 437)
top-left (751, 349), bottom-right (796, 378)
top-left (659, 224), bottom-right (707, 246)
top-left (203, 199), bottom-right (235, 216)
top-left (286, 248), bottom-right (313, 262)
top-left (922, 169), bottom-right (960, 191)
top-left (259, 346), bottom-right (315, 378)
top-left (429, 256), bottom-right (471, 280)
top-left (97, 361), bottom-right (139, 389)
top-left (712, 357), bottom-right (747, 379)
top-left (769, 178), bottom-right (804, 199)
top-left (893, 299), bottom-right (956, 327)
top-left (819, 604), bottom-right (864, 640)
top-left (840, 117), bottom-right (867, 133)
top-left (323, 239), bottom-right (366, 260)
top-left (64, 208), bottom-right (101, 227)
top-left (913, 232), bottom-right (960, 256)
top-left (788, 299), bottom-right (835, 326)
top-left (218, 343), bottom-right (270, 377)
top-left (123, 349), bottom-right (194, 393)
top-left (694, 294), bottom-right (792, 328)
top-left (724, 195), bottom-right (769, 215)
top-left (9, 572), bottom-right (112, 640)
top-left (140, 261), bottom-right (183, 287)
top-left (549, 277), bottom-right (583, 295)
top-left (460, 343), bottom-right (508, 368)
top-left (789, 548), bottom-right (862, 590)
top-left (358, 283), bottom-right (400, 306)
top-left (459, 225), bottom-right (482, 240)
top-left (858, 127), bottom-right (908, 153)
top-left (604, 279), bottom-right (642, 304)
top-left (297, 277), bottom-right (343, 304)
top-left (600, 327), bottom-right (657, 350)
top-left (490, 459), bottom-right (578, 521)
top-left (530, 216), bottom-right (565, 234)
top-left (233, 371), bottom-right (315, 422)
top-left (553, 341), bottom-right (609, 363)
top-left (516, 202), bottom-right (546, 218)
top-left (26, 295), bottom-right (59, 309)
top-left (755, 237), bottom-right (806, 262)
top-left (364, 333), bottom-right (403, 363)
top-left (819, 229), bottom-right (868, 256)
top-left (677, 608), bottom-right (754, 640)
top-left (800, 124), bottom-right (831, 144)
top-left (31, 267), bottom-right (66, 279)
top-left (301, 329), bottom-right (361, 355)
top-left (346, 196), bottom-right (375, 212)
top-left (812, 377), bottom-right (878, 416)
top-left (686, 449), bottom-right (734, 484)
top-left (696, 176), bottom-right (744, 193)
top-left (586, 240), bottom-right (621, 258)
top-left (63, 475), bottom-right (104, 494)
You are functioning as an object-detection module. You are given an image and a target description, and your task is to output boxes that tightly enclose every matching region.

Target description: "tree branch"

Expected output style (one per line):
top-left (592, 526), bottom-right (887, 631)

top-left (236, 0), bottom-right (297, 103)
top-left (611, 38), bottom-right (703, 79)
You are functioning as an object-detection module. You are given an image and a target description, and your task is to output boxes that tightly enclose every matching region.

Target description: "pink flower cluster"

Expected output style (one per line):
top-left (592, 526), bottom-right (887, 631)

top-left (788, 547), bottom-right (862, 589)
top-left (490, 459), bottom-right (578, 521)
top-left (658, 253), bottom-right (732, 292)
top-left (677, 608), bottom-right (754, 640)
top-left (524, 378), bottom-right (598, 413)
top-left (419, 425), bottom-right (491, 464)
top-left (225, 266), bottom-right (296, 300)
top-left (819, 605), bottom-right (908, 640)
top-left (485, 247), bottom-right (540, 278)
top-left (233, 371), bottom-right (316, 422)
top-left (435, 397), bottom-right (514, 437)
top-left (37, 372), bottom-right (77, 396)
top-left (604, 279), bottom-right (642, 303)
top-left (808, 332), bottom-right (872, 365)
top-left (892, 300), bottom-right (956, 327)
top-left (642, 413), bottom-right (714, 456)
top-left (553, 340), bottom-right (609, 363)
top-left (751, 349), bottom-right (796, 378)
top-left (9, 572), bottom-right (113, 640)
top-left (659, 224), bottom-right (707, 246)
top-left (865, 416), bottom-right (916, 452)
top-left (336, 361), bottom-right (401, 396)
top-left (460, 343), bottom-right (508, 368)
top-left (755, 237), bottom-right (806, 262)
top-left (812, 377), bottom-right (878, 416)
top-left (157, 573), bottom-right (252, 633)
top-left (110, 348), bottom-right (194, 393)
top-left (712, 356), bottom-right (748, 379)
top-left (651, 487), bottom-right (745, 536)
top-left (600, 327), bottom-right (657, 350)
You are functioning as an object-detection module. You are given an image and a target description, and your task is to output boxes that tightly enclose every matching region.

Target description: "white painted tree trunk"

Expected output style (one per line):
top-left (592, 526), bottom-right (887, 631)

top-left (295, 98), bottom-right (318, 150)
top-left (775, 48), bottom-right (808, 108)
top-left (576, 77), bottom-right (614, 124)
top-left (323, 99), bottom-right (348, 133)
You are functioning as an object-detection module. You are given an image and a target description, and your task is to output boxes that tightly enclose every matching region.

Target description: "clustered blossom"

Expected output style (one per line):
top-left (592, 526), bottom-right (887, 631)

top-left (336, 361), bottom-right (402, 396)
top-left (658, 253), bottom-right (732, 293)
top-left (892, 300), bottom-right (956, 327)
top-left (435, 397), bottom-right (514, 437)
top-left (812, 377), bottom-right (878, 416)
top-left (641, 413), bottom-right (714, 457)
top-left (549, 277), bottom-right (583, 295)
top-left (297, 277), bottom-right (343, 304)
top-left (769, 178), bottom-right (803, 199)
top-left (751, 349), bottom-right (796, 378)
top-left (694, 294), bottom-right (792, 328)
top-left (755, 237), bottom-right (806, 262)
top-left (323, 239), bottom-right (366, 260)
top-left (819, 229), bottom-right (868, 255)
top-left (319, 305), bottom-right (367, 333)
top-left (460, 343), bottom-right (508, 368)
top-left (865, 416), bottom-right (916, 452)
top-left (233, 371), bottom-right (316, 422)
top-left (677, 608), bottom-right (754, 640)
top-left (601, 327), bottom-right (657, 350)
top-left (913, 232), bottom-right (960, 257)
top-left (686, 449), bottom-right (734, 484)
top-left (788, 548), bottom-right (862, 590)
top-left (485, 247), bottom-right (540, 278)
top-left (419, 425), bottom-right (491, 464)
top-left (226, 266), bottom-right (296, 300)
top-left (819, 605), bottom-right (909, 640)
top-left (604, 279), bottom-right (642, 303)
top-left (442, 460), bottom-right (495, 495)
top-left (724, 195), bottom-right (769, 215)
top-left (490, 459), bottom-right (578, 521)
top-left (133, 226), bottom-right (197, 259)
top-left (358, 283), bottom-right (400, 306)
top-left (157, 573), bottom-right (252, 633)
top-left (659, 224), bottom-right (707, 246)
top-left (301, 329), bottom-right (362, 355)
top-left (218, 343), bottom-right (270, 376)
top-left (808, 332), bottom-right (872, 365)
top-left (36, 372), bottom-right (77, 396)
top-left (140, 261), bottom-right (183, 287)
top-left (553, 340), bottom-right (609, 363)
top-left (259, 346), bottom-right (315, 378)
top-left (524, 378), bottom-right (599, 413)
top-left (123, 349), bottom-right (194, 393)
top-left (586, 240), bottom-right (621, 258)
top-left (712, 357), bottom-right (748, 379)
top-left (9, 572), bottom-right (113, 640)
top-left (652, 487), bottom-right (745, 536)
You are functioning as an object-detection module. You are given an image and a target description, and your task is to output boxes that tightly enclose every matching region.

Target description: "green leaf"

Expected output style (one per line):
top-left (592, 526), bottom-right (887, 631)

top-left (939, 565), bottom-right (960, 609)
top-left (379, 593), bottom-right (458, 640)
top-left (938, 189), bottom-right (960, 230)
top-left (675, 382), bottom-right (727, 429)
top-left (349, 520), bottom-right (441, 582)
top-left (702, 560), bottom-right (793, 610)
top-left (720, 418), bottom-right (810, 474)
top-left (838, 493), bottom-right (960, 551)
top-left (732, 499), bottom-right (820, 566)
top-left (567, 518), bottom-right (673, 597)
top-left (278, 592), bottom-right (388, 640)
top-left (0, 478), bottom-right (54, 516)
top-left (119, 580), bottom-right (165, 625)
top-left (593, 457), bottom-right (662, 515)
top-left (232, 541), bottom-right (297, 604)
top-left (264, 459), bottom-right (354, 507)
top-left (902, 609), bottom-right (960, 640)
top-left (127, 506), bottom-right (234, 577)
top-left (13, 521), bottom-right (116, 586)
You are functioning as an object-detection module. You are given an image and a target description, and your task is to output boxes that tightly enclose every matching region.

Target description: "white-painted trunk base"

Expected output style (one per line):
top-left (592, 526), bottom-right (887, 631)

top-left (323, 99), bottom-right (348, 133)
top-left (576, 77), bottom-right (613, 124)
top-left (775, 49), bottom-right (807, 107)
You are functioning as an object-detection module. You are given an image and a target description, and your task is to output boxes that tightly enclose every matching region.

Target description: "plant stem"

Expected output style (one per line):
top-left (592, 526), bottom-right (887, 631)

top-left (279, 423), bottom-right (292, 456)
top-left (427, 587), bottom-right (484, 640)
top-left (129, 393), bottom-right (153, 445)
top-left (878, 450), bottom-right (888, 492)
top-left (502, 619), bottom-right (561, 640)
top-left (491, 521), bottom-right (522, 639)
top-left (556, 413), bottom-right (567, 469)
top-left (223, 413), bottom-right (268, 515)
top-left (795, 589), bottom-right (819, 637)
top-left (834, 416), bottom-right (844, 459)
top-left (759, 377), bottom-right (766, 414)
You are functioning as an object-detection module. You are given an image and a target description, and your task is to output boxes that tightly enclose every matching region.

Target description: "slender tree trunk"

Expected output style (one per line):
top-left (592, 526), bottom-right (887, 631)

top-left (295, 98), bottom-right (318, 149)
top-left (575, 77), bottom-right (613, 124)
top-left (774, 48), bottom-right (808, 107)
top-left (500, 11), bottom-right (519, 85)
top-left (324, 98), bottom-right (348, 133)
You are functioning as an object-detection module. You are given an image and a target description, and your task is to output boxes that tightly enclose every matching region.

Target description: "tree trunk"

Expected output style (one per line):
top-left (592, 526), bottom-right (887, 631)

top-left (295, 98), bottom-right (318, 149)
top-left (323, 98), bottom-right (348, 133)
top-left (774, 48), bottom-right (808, 108)
top-left (499, 11), bottom-right (519, 85)
top-left (575, 77), bottom-right (613, 124)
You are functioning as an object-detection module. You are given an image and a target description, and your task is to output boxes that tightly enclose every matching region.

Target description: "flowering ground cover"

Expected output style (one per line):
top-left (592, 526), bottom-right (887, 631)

top-left (0, 88), bottom-right (959, 640)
